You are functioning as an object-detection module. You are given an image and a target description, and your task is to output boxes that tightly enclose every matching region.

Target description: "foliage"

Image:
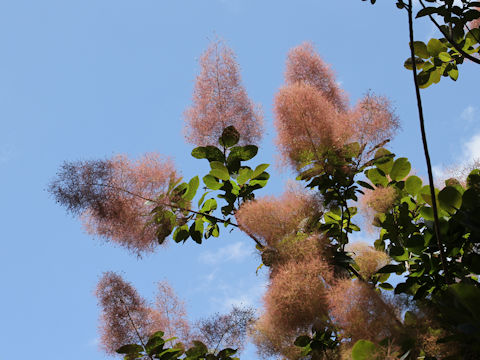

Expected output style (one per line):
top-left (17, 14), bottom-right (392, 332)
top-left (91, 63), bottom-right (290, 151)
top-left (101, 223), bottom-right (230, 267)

top-left (115, 331), bottom-right (239, 360)
top-left (363, 0), bottom-right (480, 87)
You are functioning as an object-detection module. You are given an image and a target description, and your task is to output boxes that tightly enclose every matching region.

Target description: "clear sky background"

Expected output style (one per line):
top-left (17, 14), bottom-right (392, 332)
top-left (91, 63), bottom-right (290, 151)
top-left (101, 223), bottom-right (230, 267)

top-left (0, 1), bottom-right (478, 359)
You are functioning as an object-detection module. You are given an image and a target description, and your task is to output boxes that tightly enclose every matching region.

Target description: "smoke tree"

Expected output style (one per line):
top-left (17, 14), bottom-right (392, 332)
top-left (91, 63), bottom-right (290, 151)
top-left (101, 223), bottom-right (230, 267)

top-left (50, 36), bottom-right (480, 360)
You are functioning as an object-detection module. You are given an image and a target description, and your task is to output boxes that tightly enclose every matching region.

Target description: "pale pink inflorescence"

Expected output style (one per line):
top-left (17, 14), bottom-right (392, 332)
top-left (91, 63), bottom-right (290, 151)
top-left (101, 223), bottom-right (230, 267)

top-left (82, 153), bottom-right (180, 255)
top-left (285, 42), bottom-right (348, 111)
top-left (235, 185), bottom-right (322, 247)
top-left (274, 42), bottom-right (399, 170)
top-left (155, 281), bottom-right (191, 345)
top-left (346, 242), bottom-right (390, 279)
top-left (274, 82), bottom-right (353, 167)
top-left (96, 272), bottom-right (167, 354)
top-left (263, 258), bottom-right (331, 333)
top-left (327, 279), bottom-right (400, 343)
top-left (359, 185), bottom-right (397, 231)
top-left (351, 92), bottom-right (399, 151)
top-left (184, 40), bottom-right (263, 147)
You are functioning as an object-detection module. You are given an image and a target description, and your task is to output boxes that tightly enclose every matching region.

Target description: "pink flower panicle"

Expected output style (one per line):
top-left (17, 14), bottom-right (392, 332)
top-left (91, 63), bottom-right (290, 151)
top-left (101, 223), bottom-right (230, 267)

top-left (346, 242), bottom-right (390, 279)
top-left (327, 279), bottom-right (400, 343)
top-left (274, 82), bottom-right (353, 168)
top-left (235, 186), bottom-right (322, 247)
top-left (285, 42), bottom-right (348, 111)
top-left (184, 40), bottom-right (263, 147)
top-left (155, 281), bottom-right (191, 345)
top-left (96, 272), bottom-right (166, 355)
top-left (49, 153), bottom-right (181, 256)
top-left (274, 42), bottom-right (399, 170)
top-left (263, 258), bottom-right (330, 333)
top-left (359, 185), bottom-right (397, 231)
top-left (193, 306), bottom-right (256, 353)
top-left (351, 92), bottom-right (399, 152)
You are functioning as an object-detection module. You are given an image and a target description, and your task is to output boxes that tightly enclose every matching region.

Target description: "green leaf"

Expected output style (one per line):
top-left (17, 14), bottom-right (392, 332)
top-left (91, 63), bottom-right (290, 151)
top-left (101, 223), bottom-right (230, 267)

top-left (183, 176), bottom-right (199, 201)
top-left (189, 219), bottom-right (204, 244)
top-left (228, 145), bottom-right (258, 162)
top-left (405, 175), bottom-right (422, 195)
top-left (377, 264), bottom-right (404, 274)
top-left (219, 126), bottom-right (240, 148)
top-left (420, 205), bottom-right (434, 220)
top-left (420, 185), bottom-right (438, 206)
top-left (351, 340), bottom-right (378, 360)
top-left (210, 161), bottom-right (230, 180)
top-left (404, 56), bottom-right (425, 70)
top-left (186, 341), bottom-right (209, 357)
top-left (390, 158), bottom-right (411, 181)
top-left (448, 67), bottom-right (459, 81)
top-left (404, 311), bottom-right (417, 326)
top-left (438, 51), bottom-right (452, 62)
top-left (173, 226), bottom-right (189, 243)
top-left (427, 38), bottom-right (447, 57)
top-left (367, 168), bottom-right (388, 187)
top-left (357, 180), bottom-right (375, 190)
top-left (379, 282), bottom-right (394, 290)
top-left (191, 146), bottom-right (225, 162)
top-left (251, 164), bottom-right (270, 179)
top-left (416, 6), bottom-right (437, 18)
top-left (237, 167), bottom-right (253, 185)
top-left (201, 198), bottom-right (217, 212)
top-left (294, 335), bottom-right (311, 347)
top-left (203, 175), bottom-right (223, 190)
top-left (197, 191), bottom-right (210, 207)
top-left (217, 348), bottom-right (238, 359)
top-left (116, 344), bottom-right (144, 354)
top-left (374, 148), bottom-right (394, 174)
top-left (438, 186), bottom-right (462, 212)
top-left (413, 41), bottom-right (429, 59)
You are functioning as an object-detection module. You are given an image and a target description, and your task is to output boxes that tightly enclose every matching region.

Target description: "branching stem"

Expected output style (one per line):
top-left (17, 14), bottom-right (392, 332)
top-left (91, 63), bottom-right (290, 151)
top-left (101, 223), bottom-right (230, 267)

top-left (407, 0), bottom-right (451, 283)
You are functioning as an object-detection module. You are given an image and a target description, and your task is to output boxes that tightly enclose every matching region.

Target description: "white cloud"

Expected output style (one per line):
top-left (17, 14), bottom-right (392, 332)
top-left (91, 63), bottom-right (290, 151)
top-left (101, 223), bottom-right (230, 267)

top-left (461, 105), bottom-right (477, 123)
top-left (198, 241), bottom-right (251, 265)
top-left (463, 133), bottom-right (480, 162)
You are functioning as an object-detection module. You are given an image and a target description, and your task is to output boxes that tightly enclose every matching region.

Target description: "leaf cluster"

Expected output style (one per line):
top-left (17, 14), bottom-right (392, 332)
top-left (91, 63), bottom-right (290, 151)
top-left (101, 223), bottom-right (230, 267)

top-left (116, 332), bottom-right (239, 360)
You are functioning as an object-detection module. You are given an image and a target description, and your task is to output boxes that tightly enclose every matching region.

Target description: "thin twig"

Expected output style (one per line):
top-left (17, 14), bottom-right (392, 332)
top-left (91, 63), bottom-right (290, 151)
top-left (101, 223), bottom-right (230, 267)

top-left (407, 0), bottom-right (451, 283)
top-left (119, 298), bottom-right (154, 360)
top-left (85, 182), bottom-right (265, 248)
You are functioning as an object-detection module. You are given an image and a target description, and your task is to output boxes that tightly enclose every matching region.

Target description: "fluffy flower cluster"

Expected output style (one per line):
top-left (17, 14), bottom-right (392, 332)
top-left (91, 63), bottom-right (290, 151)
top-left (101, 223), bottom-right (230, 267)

top-left (49, 153), bottom-right (181, 255)
top-left (359, 185), bottom-right (397, 231)
top-left (327, 279), bottom-right (400, 343)
top-left (235, 186), bottom-right (322, 247)
top-left (346, 242), bottom-right (390, 279)
top-left (96, 272), bottom-right (169, 354)
top-left (184, 40), bottom-right (263, 147)
top-left (274, 42), bottom-right (398, 169)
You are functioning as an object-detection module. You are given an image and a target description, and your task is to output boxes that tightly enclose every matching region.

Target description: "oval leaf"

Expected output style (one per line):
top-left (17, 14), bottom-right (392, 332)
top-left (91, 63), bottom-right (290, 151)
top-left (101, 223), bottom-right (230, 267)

top-left (183, 176), bottom-right (199, 201)
top-left (405, 175), bottom-right (422, 195)
top-left (390, 158), bottom-right (411, 181)
top-left (116, 344), bottom-right (144, 354)
top-left (438, 186), bottom-right (462, 213)
top-left (367, 168), bottom-right (388, 187)
top-left (203, 175), bottom-right (223, 190)
top-left (351, 340), bottom-right (378, 360)
top-left (251, 164), bottom-right (269, 179)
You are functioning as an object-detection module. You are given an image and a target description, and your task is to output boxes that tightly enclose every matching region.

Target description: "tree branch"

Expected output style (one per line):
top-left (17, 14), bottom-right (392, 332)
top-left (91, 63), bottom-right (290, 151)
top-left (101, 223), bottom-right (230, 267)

top-left (407, 0), bottom-right (451, 283)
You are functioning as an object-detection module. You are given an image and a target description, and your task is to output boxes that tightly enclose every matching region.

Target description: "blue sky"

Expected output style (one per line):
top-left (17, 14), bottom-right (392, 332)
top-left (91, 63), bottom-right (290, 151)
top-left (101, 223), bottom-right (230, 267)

top-left (0, 1), bottom-right (478, 359)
